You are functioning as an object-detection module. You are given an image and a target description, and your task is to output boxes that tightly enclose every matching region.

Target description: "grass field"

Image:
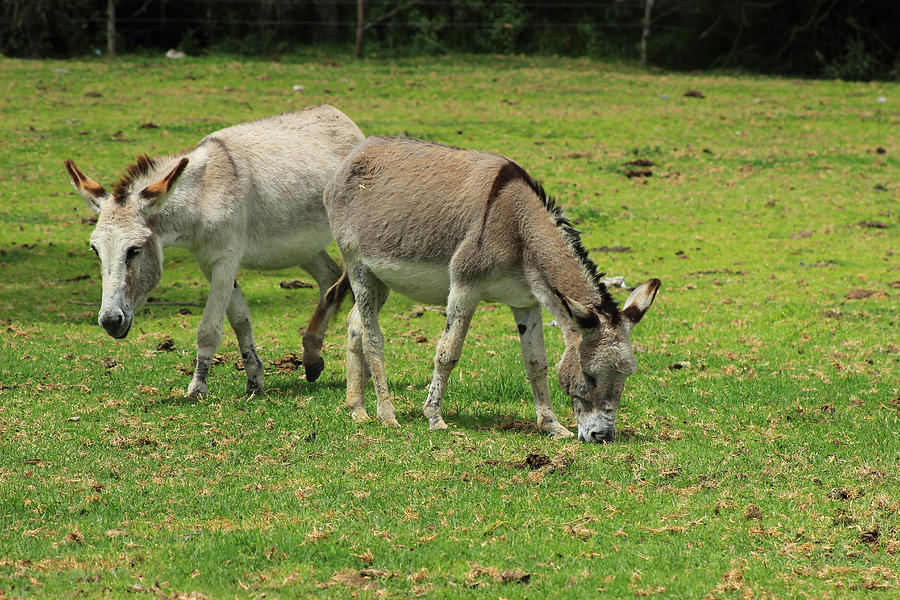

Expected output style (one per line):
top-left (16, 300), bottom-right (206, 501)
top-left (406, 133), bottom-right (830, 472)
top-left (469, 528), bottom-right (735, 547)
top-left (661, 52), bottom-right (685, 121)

top-left (1, 51), bottom-right (898, 598)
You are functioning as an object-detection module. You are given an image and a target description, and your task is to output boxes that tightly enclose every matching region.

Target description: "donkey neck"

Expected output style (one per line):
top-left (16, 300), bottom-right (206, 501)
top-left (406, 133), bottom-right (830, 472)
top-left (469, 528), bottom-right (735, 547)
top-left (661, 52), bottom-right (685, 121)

top-left (518, 198), bottom-right (616, 341)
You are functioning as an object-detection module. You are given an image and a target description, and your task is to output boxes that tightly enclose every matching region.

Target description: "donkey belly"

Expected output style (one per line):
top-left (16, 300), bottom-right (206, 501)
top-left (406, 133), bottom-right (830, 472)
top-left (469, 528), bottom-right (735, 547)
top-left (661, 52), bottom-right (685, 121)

top-left (364, 258), bottom-right (535, 308)
top-left (241, 226), bottom-right (333, 271)
top-left (366, 258), bottom-right (451, 306)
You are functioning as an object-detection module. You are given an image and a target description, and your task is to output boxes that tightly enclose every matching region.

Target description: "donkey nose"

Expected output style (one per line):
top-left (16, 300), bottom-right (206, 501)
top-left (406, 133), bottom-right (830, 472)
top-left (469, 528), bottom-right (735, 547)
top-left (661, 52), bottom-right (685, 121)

top-left (99, 310), bottom-right (125, 335)
top-left (589, 428), bottom-right (615, 443)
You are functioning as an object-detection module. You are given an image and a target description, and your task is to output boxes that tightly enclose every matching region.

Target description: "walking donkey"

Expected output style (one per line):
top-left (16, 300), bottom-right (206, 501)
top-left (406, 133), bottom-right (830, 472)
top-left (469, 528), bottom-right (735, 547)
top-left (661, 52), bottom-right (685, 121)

top-left (65, 105), bottom-right (362, 397)
top-left (325, 136), bottom-right (660, 442)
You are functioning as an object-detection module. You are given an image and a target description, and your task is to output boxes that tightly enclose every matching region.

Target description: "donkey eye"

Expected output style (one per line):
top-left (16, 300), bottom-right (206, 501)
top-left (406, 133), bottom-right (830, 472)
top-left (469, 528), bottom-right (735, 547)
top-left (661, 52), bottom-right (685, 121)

top-left (582, 371), bottom-right (596, 387)
top-left (125, 246), bottom-right (143, 262)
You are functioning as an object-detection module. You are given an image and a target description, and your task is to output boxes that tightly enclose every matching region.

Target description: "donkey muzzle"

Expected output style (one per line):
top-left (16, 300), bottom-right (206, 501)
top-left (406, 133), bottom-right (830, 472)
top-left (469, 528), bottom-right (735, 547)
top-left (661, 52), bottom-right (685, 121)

top-left (99, 307), bottom-right (132, 339)
top-left (577, 418), bottom-right (616, 443)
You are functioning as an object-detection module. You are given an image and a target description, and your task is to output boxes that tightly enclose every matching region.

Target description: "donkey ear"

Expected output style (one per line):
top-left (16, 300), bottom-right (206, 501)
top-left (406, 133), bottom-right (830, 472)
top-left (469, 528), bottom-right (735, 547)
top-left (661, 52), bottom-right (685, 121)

top-left (554, 289), bottom-right (600, 331)
top-left (139, 158), bottom-right (189, 214)
top-left (65, 159), bottom-right (107, 214)
top-left (622, 278), bottom-right (661, 325)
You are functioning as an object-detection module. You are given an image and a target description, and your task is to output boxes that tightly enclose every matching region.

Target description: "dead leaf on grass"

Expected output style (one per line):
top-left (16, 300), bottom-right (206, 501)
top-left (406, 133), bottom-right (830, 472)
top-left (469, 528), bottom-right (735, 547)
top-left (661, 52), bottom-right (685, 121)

top-left (845, 289), bottom-right (887, 300)
top-left (156, 337), bottom-right (176, 352)
top-left (279, 279), bottom-right (314, 289)
top-left (684, 89), bottom-right (705, 98)
top-left (791, 229), bottom-right (813, 239)
top-left (477, 451), bottom-right (572, 474)
top-left (320, 568), bottom-right (394, 590)
top-left (525, 453), bottom-right (551, 469)
top-left (105, 529), bottom-right (129, 538)
top-left (829, 487), bottom-right (859, 501)
top-left (634, 585), bottom-right (667, 596)
top-left (860, 525), bottom-right (880, 545)
top-left (497, 417), bottom-right (538, 433)
top-left (626, 158), bottom-right (655, 167)
top-left (174, 592), bottom-right (210, 600)
top-left (274, 353), bottom-right (303, 373)
top-left (744, 504), bottom-right (763, 520)
top-left (65, 530), bottom-right (84, 544)
top-left (707, 561), bottom-right (749, 596)
top-left (465, 563), bottom-right (530, 587)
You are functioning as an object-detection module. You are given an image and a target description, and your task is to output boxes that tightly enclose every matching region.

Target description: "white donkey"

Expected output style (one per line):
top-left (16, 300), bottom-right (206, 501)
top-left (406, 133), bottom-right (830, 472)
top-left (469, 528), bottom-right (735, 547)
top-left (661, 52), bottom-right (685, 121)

top-left (66, 105), bottom-right (362, 397)
top-left (324, 136), bottom-right (660, 442)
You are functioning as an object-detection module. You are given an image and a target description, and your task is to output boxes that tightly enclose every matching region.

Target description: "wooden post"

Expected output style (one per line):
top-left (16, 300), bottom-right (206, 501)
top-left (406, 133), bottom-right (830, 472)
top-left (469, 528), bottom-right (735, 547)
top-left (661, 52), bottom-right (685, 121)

top-left (640, 0), bottom-right (654, 67)
top-left (107, 0), bottom-right (116, 57)
top-left (355, 0), bottom-right (364, 58)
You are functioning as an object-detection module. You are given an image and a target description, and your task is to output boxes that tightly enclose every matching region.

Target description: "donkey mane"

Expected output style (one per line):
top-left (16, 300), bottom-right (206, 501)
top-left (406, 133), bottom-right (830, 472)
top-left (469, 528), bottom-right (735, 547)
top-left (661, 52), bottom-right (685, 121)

top-left (113, 154), bottom-right (158, 204)
top-left (504, 161), bottom-right (619, 321)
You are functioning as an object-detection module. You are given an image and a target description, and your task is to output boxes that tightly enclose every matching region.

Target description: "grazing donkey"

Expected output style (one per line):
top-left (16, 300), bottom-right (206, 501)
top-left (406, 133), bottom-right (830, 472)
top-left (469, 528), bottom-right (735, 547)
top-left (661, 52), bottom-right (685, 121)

top-left (324, 136), bottom-right (660, 442)
top-left (66, 105), bottom-right (363, 397)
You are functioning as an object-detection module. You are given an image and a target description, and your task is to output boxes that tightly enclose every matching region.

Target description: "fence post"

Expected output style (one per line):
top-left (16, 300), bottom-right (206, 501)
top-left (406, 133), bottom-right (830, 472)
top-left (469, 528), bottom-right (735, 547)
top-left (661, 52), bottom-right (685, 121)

top-left (107, 0), bottom-right (117, 57)
top-left (640, 0), bottom-right (654, 66)
top-left (355, 0), bottom-right (364, 58)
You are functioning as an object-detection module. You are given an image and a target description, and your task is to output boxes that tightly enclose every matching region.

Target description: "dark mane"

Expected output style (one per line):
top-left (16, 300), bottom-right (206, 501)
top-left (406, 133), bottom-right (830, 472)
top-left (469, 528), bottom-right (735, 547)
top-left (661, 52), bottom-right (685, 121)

top-left (112, 154), bottom-right (157, 204)
top-left (515, 165), bottom-right (620, 321)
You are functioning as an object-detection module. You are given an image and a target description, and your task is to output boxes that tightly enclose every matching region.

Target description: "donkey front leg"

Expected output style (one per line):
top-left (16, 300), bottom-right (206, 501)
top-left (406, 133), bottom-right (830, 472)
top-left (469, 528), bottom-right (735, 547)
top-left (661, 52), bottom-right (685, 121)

top-left (422, 286), bottom-right (479, 431)
top-left (348, 265), bottom-right (397, 427)
top-left (511, 305), bottom-right (574, 439)
top-left (187, 259), bottom-right (239, 398)
top-left (299, 250), bottom-right (344, 382)
top-left (227, 280), bottom-right (265, 395)
top-left (345, 302), bottom-right (371, 422)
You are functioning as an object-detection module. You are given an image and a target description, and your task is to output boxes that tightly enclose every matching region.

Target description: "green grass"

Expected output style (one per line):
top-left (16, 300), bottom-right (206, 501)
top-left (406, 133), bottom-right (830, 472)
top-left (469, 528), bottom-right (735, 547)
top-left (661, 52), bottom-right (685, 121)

top-left (1, 51), bottom-right (898, 598)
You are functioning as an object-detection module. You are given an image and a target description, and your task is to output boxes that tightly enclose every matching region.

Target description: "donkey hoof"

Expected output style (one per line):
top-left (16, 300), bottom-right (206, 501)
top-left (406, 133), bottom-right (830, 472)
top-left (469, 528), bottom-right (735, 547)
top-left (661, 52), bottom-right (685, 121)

top-left (349, 407), bottom-right (370, 422)
top-left (428, 417), bottom-right (449, 431)
top-left (304, 358), bottom-right (325, 382)
top-left (548, 425), bottom-right (575, 440)
top-left (186, 381), bottom-right (208, 399)
top-left (246, 379), bottom-right (264, 396)
top-left (377, 410), bottom-right (400, 427)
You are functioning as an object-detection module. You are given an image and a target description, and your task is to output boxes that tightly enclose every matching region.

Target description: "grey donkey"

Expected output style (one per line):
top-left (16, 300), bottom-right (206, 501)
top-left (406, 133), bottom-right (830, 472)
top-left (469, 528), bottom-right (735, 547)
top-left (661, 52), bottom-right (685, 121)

top-left (66, 105), bottom-right (362, 397)
top-left (324, 136), bottom-right (660, 442)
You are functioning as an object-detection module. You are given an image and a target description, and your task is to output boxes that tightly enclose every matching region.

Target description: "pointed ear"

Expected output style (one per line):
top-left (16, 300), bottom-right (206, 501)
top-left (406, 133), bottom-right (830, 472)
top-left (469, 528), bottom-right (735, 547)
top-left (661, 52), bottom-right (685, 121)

top-left (553, 289), bottom-right (600, 331)
top-left (622, 278), bottom-right (661, 325)
top-left (65, 159), bottom-right (107, 213)
top-left (139, 158), bottom-right (189, 214)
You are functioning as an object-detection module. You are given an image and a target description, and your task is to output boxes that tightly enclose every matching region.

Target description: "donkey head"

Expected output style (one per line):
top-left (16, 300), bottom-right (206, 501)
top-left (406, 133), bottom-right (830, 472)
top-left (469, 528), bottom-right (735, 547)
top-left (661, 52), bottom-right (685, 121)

top-left (557, 279), bottom-right (660, 443)
top-left (65, 157), bottom-right (189, 339)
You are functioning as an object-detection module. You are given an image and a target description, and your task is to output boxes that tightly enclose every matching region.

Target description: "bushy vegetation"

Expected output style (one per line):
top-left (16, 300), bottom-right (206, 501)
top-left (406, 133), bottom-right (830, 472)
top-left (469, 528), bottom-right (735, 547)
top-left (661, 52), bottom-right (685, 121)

top-left (2, 0), bottom-right (900, 79)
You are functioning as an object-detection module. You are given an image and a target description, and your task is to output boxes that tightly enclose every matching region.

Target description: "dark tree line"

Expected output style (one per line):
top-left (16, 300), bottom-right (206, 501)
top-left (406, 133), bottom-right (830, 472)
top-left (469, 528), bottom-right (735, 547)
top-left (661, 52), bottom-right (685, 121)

top-left (2, 0), bottom-right (898, 79)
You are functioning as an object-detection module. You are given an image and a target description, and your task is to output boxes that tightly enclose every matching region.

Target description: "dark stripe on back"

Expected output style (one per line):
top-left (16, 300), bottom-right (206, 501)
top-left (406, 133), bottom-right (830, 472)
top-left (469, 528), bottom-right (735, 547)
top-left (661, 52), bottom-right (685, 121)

top-left (201, 136), bottom-right (238, 178)
top-left (480, 160), bottom-right (532, 236)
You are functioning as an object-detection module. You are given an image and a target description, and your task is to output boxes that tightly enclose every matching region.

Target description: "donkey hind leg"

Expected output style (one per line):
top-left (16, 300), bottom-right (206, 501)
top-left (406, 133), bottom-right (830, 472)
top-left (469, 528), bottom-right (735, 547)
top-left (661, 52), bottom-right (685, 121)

top-left (422, 285), bottom-right (479, 431)
top-left (348, 265), bottom-right (397, 427)
top-left (345, 302), bottom-right (372, 422)
top-left (511, 305), bottom-right (574, 439)
top-left (299, 250), bottom-right (344, 382)
top-left (187, 259), bottom-right (240, 398)
top-left (227, 280), bottom-right (264, 395)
